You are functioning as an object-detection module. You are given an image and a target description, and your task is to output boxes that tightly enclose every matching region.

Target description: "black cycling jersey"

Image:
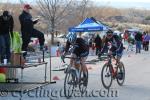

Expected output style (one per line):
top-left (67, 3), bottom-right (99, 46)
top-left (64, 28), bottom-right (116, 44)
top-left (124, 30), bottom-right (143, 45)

top-left (101, 35), bottom-right (123, 53)
top-left (65, 38), bottom-right (89, 57)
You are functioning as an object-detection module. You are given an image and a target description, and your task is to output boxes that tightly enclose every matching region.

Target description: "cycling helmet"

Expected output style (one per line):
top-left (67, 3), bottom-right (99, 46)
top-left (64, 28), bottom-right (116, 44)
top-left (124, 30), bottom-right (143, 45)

top-left (113, 32), bottom-right (118, 36)
top-left (106, 29), bottom-right (113, 34)
top-left (106, 29), bottom-right (113, 38)
top-left (66, 32), bottom-right (77, 43)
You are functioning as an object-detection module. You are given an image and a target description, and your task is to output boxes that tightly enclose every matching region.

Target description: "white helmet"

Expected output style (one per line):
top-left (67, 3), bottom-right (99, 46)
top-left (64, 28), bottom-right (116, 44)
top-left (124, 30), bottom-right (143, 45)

top-left (113, 32), bottom-right (118, 35)
top-left (66, 32), bottom-right (77, 43)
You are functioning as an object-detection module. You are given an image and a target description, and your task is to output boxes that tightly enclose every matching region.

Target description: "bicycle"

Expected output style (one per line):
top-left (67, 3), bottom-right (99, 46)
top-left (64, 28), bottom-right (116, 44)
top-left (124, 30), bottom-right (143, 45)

top-left (101, 54), bottom-right (125, 89)
top-left (62, 56), bottom-right (88, 98)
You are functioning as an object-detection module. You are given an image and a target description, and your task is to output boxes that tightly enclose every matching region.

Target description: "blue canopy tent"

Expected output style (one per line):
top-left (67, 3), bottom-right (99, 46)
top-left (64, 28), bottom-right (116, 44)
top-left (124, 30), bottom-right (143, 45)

top-left (68, 18), bottom-right (108, 32)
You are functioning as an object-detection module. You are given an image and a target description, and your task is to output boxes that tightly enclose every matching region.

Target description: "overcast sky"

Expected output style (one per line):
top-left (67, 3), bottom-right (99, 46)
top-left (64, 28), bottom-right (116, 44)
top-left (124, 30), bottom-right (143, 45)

top-left (1, 0), bottom-right (150, 3)
top-left (94, 0), bottom-right (150, 2)
top-left (1, 0), bottom-right (150, 9)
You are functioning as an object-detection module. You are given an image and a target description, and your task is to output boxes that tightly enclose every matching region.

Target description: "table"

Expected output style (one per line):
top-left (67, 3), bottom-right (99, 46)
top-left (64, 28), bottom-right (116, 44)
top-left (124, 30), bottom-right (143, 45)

top-left (0, 61), bottom-right (54, 92)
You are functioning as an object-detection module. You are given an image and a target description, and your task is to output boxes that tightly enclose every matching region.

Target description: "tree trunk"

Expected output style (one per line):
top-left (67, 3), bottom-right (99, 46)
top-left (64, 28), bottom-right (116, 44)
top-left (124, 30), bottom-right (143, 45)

top-left (51, 18), bottom-right (55, 44)
top-left (51, 32), bottom-right (54, 44)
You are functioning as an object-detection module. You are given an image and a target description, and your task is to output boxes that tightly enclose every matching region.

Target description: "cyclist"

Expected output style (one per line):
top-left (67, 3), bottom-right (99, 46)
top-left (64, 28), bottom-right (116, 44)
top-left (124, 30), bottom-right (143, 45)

top-left (62, 32), bottom-right (89, 85)
top-left (99, 29), bottom-right (124, 74)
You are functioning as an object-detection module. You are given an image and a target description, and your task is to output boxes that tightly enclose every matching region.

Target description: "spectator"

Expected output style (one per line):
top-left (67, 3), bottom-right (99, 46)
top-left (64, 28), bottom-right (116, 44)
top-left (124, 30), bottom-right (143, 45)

top-left (135, 32), bottom-right (142, 53)
top-left (88, 37), bottom-right (93, 48)
top-left (127, 33), bottom-right (135, 51)
top-left (101, 35), bottom-right (108, 53)
top-left (143, 32), bottom-right (149, 51)
top-left (19, 4), bottom-right (45, 57)
top-left (142, 32), bottom-right (146, 50)
top-left (94, 34), bottom-right (102, 55)
top-left (56, 42), bottom-right (60, 57)
top-left (123, 30), bottom-right (129, 43)
top-left (0, 11), bottom-right (14, 62)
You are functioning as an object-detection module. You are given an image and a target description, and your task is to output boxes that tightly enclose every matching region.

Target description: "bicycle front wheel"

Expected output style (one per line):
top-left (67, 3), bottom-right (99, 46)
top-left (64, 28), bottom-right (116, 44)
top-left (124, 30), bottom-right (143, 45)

top-left (79, 67), bottom-right (88, 94)
top-left (64, 69), bottom-right (75, 98)
top-left (116, 62), bottom-right (125, 86)
top-left (101, 63), bottom-right (113, 89)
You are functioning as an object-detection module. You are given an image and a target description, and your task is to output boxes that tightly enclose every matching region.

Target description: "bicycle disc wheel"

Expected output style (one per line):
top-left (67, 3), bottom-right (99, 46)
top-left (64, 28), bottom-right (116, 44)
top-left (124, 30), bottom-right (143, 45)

top-left (101, 63), bottom-right (113, 89)
top-left (79, 67), bottom-right (88, 94)
top-left (64, 70), bottom-right (75, 98)
top-left (116, 62), bottom-right (125, 86)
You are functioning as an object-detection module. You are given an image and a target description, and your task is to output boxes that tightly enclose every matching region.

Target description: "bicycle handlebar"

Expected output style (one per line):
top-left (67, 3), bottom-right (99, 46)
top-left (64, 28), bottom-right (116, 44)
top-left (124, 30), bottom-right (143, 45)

top-left (61, 56), bottom-right (81, 63)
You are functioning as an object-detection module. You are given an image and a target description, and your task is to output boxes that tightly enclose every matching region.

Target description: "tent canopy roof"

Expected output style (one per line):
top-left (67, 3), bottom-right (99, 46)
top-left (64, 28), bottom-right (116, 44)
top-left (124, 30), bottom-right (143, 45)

top-left (68, 17), bottom-right (108, 32)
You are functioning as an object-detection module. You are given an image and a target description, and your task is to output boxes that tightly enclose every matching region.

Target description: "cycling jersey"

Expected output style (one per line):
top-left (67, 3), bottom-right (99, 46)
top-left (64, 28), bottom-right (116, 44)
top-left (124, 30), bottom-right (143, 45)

top-left (101, 35), bottom-right (123, 57)
top-left (65, 38), bottom-right (89, 57)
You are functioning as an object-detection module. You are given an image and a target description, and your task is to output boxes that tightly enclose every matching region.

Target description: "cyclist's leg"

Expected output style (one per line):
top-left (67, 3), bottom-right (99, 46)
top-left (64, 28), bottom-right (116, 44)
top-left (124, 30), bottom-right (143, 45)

top-left (80, 52), bottom-right (89, 77)
top-left (70, 53), bottom-right (75, 67)
top-left (116, 49), bottom-right (123, 65)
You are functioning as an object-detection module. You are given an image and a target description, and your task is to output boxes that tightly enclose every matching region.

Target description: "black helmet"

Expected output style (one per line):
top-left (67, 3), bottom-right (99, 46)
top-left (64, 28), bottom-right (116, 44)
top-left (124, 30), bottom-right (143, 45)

top-left (106, 29), bottom-right (113, 34)
top-left (106, 29), bottom-right (113, 38)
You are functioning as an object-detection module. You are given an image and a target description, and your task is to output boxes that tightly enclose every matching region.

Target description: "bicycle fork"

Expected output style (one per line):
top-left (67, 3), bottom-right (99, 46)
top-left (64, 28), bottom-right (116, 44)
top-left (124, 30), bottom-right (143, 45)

top-left (109, 64), bottom-right (116, 78)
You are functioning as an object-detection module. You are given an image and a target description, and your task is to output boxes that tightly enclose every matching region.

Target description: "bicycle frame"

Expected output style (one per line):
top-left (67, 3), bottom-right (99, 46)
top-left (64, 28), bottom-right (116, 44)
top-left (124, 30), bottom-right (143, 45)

top-left (62, 56), bottom-right (82, 80)
top-left (107, 55), bottom-right (118, 77)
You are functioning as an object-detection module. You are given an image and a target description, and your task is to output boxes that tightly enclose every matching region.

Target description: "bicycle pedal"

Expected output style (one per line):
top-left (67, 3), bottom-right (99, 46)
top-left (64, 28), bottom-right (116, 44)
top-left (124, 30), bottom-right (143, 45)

top-left (116, 72), bottom-right (123, 80)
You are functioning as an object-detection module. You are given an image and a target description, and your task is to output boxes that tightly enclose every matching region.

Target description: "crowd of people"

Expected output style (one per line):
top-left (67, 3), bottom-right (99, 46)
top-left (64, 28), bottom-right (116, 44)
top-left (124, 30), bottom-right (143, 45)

top-left (85, 30), bottom-right (150, 57)
top-left (124, 30), bottom-right (149, 53)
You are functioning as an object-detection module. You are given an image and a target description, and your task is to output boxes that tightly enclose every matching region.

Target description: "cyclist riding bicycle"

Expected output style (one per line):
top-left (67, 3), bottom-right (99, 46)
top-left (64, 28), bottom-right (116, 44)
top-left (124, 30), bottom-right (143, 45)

top-left (62, 32), bottom-right (89, 84)
top-left (99, 29), bottom-right (124, 64)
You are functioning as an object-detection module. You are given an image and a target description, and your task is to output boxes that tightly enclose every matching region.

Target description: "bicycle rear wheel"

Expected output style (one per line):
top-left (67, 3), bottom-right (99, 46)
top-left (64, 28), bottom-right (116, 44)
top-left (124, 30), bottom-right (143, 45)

top-left (64, 69), bottom-right (75, 98)
top-left (101, 63), bottom-right (113, 89)
top-left (116, 62), bottom-right (125, 86)
top-left (79, 67), bottom-right (88, 94)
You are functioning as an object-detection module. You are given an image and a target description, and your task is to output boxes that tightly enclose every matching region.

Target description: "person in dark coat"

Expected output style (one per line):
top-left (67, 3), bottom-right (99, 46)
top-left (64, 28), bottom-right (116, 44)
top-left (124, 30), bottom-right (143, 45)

top-left (94, 34), bottom-right (102, 55)
top-left (135, 32), bottom-right (142, 53)
top-left (19, 4), bottom-right (45, 56)
top-left (143, 32), bottom-right (150, 51)
top-left (0, 10), bottom-right (14, 62)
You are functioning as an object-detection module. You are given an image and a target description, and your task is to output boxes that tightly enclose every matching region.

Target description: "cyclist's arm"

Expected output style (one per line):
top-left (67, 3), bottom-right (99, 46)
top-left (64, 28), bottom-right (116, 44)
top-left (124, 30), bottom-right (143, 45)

top-left (64, 40), bottom-right (71, 55)
top-left (100, 38), bottom-right (109, 55)
top-left (115, 39), bottom-right (123, 51)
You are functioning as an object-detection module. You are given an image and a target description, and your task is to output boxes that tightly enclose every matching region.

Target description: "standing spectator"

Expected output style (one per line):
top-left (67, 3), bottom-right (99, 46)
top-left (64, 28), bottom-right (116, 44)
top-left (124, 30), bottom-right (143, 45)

top-left (142, 32), bottom-right (146, 50)
top-left (135, 32), bottom-right (142, 53)
top-left (123, 30), bottom-right (129, 43)
top-left (94, 34), bottom-right (102, 55)
top-left (56, 42), bottom-right (60, 56)
top-left (101, 35), bottom-right (108, 53)
top-left (0, 11), bottom-right (14, 62)
top-left (143, 32), bottom-right (149, 51)
top-left (88, 37), bottom-right (93, 48)
top-left (19, 4), bottom-right (45, 57)
top-left (127, 33), bottom-right (134, 51)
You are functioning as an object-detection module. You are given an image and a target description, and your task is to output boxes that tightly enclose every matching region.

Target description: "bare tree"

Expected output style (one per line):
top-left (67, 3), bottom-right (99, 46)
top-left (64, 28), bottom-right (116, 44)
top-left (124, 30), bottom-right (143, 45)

top-left (59, 0), bottom-right (93, 35)
top-left (76, 0), bottom-right (89, 21)
top-left (36, 0), bottom-right (73, 44)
